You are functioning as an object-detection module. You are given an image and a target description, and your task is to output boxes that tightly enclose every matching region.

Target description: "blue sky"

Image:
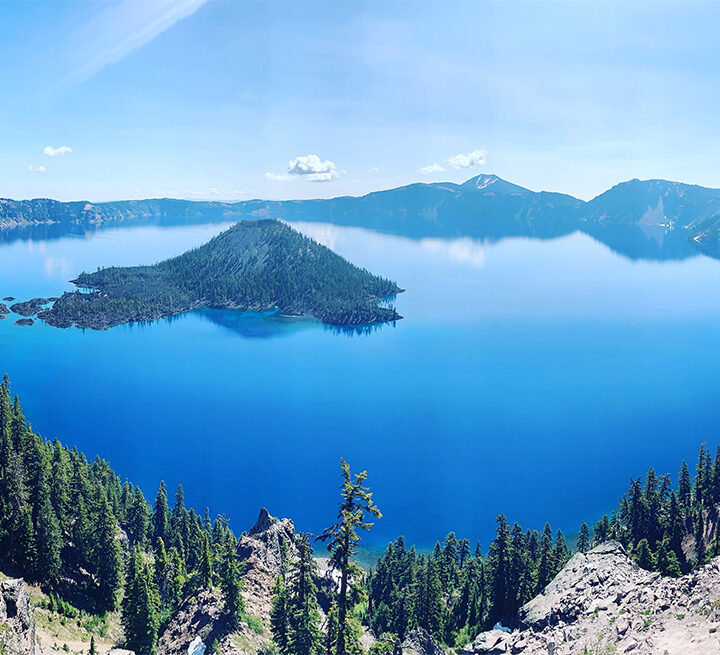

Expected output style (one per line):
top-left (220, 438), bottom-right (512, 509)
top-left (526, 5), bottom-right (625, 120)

top-left (1, 0), bottom-right (719, 202)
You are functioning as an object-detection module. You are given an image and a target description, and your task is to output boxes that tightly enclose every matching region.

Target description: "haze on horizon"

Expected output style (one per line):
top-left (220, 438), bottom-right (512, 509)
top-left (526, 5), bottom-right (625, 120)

top-left (2, 0), bottom-right (719, 203)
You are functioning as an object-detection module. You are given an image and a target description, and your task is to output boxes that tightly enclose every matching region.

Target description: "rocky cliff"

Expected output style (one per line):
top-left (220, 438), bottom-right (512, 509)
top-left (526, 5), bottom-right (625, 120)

top-left (0, 578), bottom-right (38, 655)
top-left (463, 542), bottom-right (720, 655)
top-left (157, 508), bottom-right (297, 655)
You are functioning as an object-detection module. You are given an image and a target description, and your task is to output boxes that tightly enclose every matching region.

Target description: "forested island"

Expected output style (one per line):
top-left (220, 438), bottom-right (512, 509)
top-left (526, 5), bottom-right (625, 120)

top-left (39, 219), bottom-right (402, 329)
top-left (1, 375), bottom-right (720, 655)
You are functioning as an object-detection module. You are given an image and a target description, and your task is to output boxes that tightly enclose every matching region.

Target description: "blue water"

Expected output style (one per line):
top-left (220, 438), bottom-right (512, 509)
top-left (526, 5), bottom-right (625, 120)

top-left (2, 220), bottom-right (720, 548)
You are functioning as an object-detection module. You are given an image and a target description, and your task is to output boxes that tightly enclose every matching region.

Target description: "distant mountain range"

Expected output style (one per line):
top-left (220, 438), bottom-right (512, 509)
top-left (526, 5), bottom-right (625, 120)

top-left (3, 174), bottom-right (720, 260)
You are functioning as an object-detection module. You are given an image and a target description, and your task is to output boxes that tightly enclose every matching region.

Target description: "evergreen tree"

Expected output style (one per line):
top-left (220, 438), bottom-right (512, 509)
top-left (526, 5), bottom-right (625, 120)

top-left (122, 547), bottom-right (160, 655)
top-left (35, 481), bottom-right (62, 583)
top-left (220, 542), bottom-right (245, 628)
top-left (535, 523), bottom-right (554, 594)
top-left (577, 523), bottom-right (590, 553)
top-left (694, 511), bottom-right (706, 566)
top-left (634, 538), bottom-right (655, 571)
top-left (678, 461), bottom-right (692, 513)
top-left (488, 514), bottom-right (511, 624)
top-left (153, 481), bottom-right (170, 545)
top-left (287, 536), bottom-right (323, 655)
top-left (199, 533), bottom-right (213, 588)
top-left (89, 635), bottom-right (97, 655)
top-left (270, 576), bottom-right (290, 654)
top-left (317, 459), bottom-right (381, 655)
top-left (656, 539), bottom-right (682, 577)
top-left (93, 488), bottom-right (124, 612)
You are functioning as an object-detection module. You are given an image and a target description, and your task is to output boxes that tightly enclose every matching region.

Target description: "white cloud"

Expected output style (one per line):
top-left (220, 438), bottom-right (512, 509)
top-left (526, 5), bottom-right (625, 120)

top-left (265, 172), bottom-right (292, 182)
top-left (417, 163), bottom-right (445, 175)
top-left (368, 166), bottom-right (386, 173)
top-left (287, 154), bottom-right (339, 182)
top-left (28, 164), bottom-right (47, 173)
top-left (43, 145), bottom-right (73, 157)
top-left (266, 154), bottom-right (341, 183)
top-left (446, 149), bottom-right (487, 169)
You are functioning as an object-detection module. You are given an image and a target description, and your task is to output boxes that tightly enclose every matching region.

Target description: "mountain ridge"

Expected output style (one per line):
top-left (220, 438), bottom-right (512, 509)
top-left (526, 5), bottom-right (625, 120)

top-left (4, 174), bottom-right (720, 259)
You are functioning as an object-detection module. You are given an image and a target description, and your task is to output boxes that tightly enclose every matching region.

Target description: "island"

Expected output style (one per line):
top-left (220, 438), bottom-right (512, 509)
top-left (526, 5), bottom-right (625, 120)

top-left (39, 219), bottom-right (403, 329)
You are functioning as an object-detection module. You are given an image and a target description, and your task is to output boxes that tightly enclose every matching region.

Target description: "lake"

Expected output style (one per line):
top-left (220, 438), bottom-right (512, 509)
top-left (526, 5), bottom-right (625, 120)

top-left (2, 219), bottom-right (720, 549)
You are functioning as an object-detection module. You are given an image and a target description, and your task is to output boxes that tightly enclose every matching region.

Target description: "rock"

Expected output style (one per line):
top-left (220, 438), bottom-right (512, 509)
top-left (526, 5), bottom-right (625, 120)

top-left (3, 297), bottom-right (15, 302)
top-left (464, 629), bottom-right (511, 654)
top-left (0, 578), bottom-right (38, 655)
top-left (14, 318), bottom-right (34, 326)
top-left (615, 615), bottom-right (629, 635)
top-left (0, 303), bottom-right (9, 314)
top-left (401, 628), bottom-right (446, 655)
top-left (468, 542), bottom-right (720, 655)
top-left (158, 508), bottom-right (297, 655)
top-left (187, 636), bottom-right (206, 655)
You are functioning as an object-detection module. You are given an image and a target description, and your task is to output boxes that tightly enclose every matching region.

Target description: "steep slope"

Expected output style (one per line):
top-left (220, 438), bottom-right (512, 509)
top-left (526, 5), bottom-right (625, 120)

top-left (39, 219), bottom-right (402, 329)
top-left (584, 178), bottom-right (720, 228)
top-left (463, 542), bottom-right (720, 655)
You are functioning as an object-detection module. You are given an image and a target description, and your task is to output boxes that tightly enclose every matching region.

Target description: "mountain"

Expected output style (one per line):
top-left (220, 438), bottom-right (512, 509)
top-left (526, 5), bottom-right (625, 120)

top-left (39, 219), bottom-right (402, 329)
top-left (582, 178), bottom-right (720, 227)
top-left (3, 175), bottom-right (720, 259)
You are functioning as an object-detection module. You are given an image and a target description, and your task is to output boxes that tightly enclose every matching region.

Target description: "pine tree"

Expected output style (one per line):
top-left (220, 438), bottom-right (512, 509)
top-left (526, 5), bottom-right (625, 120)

top-left (220, 541), bottom-right (245, 629)
top-left (678, 461), bottom-right (692, 513)
top-left (199, 533), bottom-right (213, 588)
top-left (287, 536), bottom-right (323, 655)
top-left (270, 576), bottom-right (291, 654)
top-left (153, 481), bottom-right (170, 545)
top-left (317, 459), bottom-right (381, 655)
top-left (89, 635), bottom-right (97, 655)
top-left (93, 488), bottom-right (123, 612)
top-left (694, 511), bottom-right (706, 566)
top-left (122, 547), bottom-right (160, 655)
top-left (488, 514), bottom-right (511, 624)
top-left (35, 480), bottom-right (62, 583)
top-left (577, 523), bottom-right (590, 553)
top-left (634, 538), bottom-right (655, 570)
top-left (535, 523), bottom-right (554, 594)
top-left (656, 539), bottom-right (682, 577)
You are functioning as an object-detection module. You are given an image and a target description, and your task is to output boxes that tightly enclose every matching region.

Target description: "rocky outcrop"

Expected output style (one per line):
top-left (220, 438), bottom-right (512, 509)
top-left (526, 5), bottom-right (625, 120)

top-left (10, 298), bottom-right (53, 317)
top-left (463, 542), bottom-right (720, 655)
top-left (0, 578), bottom-right (38, 655)
top-left (157, 508), bottom-right (297, 655)
top-left (400, 628), bottom-right (446, 655)
top-left (0, 303), bottom-right (9, 314)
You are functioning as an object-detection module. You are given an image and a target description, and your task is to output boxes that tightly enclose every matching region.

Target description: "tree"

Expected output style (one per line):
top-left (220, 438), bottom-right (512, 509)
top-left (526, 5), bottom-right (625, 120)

top-left (694, 511), bottom-right (706, 566)
top-left (488, 514), bottom-right (511, 624)
top-left (678, 461), bottom-right (692, 513)
top-left (153, 481), bottom-right (170, 545)
top-left (35, 481), bottom-right (62, 583)
top-left (199, 533), bottom-right (213, 588)
top-left (317, 459), bottom-right (381, 655)
top-left (287, 536), bottom-right (323, 655)
top-left (577, 523), bottom-right (590, 553)
top-left (220, 542), bottom-right (244, 629)
top-left (89, 635), bottom-right (97, 655)
top-left (634, 538), bottom-right (655, 571)
top-left (656, 539), bottom-right (682, 577)
top-left (270, 576), bottom-right (290, 654)
top-left (535, 523), bottom-right (554, 594)
top-left (92, 488), bottom-right (123, 612)
top-left (122, 547), bottom-right (160, 655)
